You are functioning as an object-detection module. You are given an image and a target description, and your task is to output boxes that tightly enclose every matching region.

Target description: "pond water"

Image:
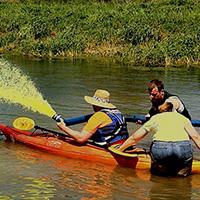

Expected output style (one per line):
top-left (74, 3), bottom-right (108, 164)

top-left (0, 55), bottom-right (200, 199)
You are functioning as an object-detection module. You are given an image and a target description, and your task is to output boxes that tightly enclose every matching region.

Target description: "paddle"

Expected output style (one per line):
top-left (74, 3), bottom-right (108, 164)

top-left (12, 117), bottom-right (105, 147)
top-left (12, 117), bottom-right (71, 139)
top-left (13, 117), bottom-right (35, 130)
top-left (34, 125), bottom-right (71, 138)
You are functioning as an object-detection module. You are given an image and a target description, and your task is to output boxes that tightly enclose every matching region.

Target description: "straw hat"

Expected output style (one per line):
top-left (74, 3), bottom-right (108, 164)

top-left (84, 89), bottom-right (116, 109)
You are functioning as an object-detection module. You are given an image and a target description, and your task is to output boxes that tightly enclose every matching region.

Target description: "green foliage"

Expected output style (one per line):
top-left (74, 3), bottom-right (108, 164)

top-left (1, 0), bottom-right (200, 66)
top-left (31, 17), bottom-right (50, 39)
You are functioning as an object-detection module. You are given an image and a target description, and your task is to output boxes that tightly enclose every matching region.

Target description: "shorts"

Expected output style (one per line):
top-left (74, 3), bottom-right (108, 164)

top-left (150, 140), bottom-right (193, 177)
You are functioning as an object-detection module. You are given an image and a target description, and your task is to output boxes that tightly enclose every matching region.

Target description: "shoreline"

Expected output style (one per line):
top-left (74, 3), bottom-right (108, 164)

top-left (1, 1), bottom-right (200, 68)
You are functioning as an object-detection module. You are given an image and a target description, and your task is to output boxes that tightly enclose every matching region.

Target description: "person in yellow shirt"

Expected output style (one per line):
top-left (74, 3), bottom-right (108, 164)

top-left (53, 89), bottom-right (129, 147)
top-left (118, 102), bottom-right (200, 177)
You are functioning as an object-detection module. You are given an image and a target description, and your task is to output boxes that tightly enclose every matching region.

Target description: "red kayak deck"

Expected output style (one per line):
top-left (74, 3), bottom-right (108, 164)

top-left (0, 124), bottom-right (199, 173)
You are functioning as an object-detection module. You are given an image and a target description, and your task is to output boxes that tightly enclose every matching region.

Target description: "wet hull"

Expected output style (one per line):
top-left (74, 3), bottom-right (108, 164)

top-left (0, 124), bottom-right (199, 174)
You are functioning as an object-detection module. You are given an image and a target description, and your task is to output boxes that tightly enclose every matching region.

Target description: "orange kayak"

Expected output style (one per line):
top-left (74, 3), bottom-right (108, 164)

top-left (0, 123), bottom-right (200, 174)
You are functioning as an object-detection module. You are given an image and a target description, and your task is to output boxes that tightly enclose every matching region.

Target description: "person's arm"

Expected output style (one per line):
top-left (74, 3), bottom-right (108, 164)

top-left (118, 127), bottom-right (148, 152)
top-left (166, 96), bottom-right (184, 112)
top-left (57, 111), bottom-right (111, 143)
top-left (185, 123), bottom-right (200, 149)
top-left (57, 119), bottom-right (95, 143)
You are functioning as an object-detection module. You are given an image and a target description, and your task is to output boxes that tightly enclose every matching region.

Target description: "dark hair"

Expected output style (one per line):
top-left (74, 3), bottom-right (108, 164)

top-left (159, 102), bottom-right (173, 113)
top-left (148, 79), bottom-right (164, 92)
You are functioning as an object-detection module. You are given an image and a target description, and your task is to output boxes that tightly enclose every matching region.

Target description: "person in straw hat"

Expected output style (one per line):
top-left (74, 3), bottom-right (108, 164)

top-left (55, 89), bottom-right (129, 147)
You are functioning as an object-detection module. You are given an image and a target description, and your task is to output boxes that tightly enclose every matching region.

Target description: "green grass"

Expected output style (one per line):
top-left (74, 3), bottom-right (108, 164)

top-left (1, 0), bottom-right (200, 67)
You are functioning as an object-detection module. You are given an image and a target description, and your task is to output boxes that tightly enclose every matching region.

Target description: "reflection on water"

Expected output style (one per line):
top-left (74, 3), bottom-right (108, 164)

top-left (18, 178), bottom-right (55, 200)
top-left (149, 176), bottom-right (192, 200)
top-left (1, 140), bottom-right (200, 200)
top-left (0, 143), bottom-right (56, 200)
top-left (0, 56), bottom-right (200, 199)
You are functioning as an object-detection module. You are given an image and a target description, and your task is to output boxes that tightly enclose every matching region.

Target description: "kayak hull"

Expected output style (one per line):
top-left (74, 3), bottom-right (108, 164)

top-left (0, 124), bottom-right (199, 173)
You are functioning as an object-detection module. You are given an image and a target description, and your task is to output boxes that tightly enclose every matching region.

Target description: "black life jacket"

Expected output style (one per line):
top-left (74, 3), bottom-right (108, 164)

top-left (149, 91), bottom-right (191, 120)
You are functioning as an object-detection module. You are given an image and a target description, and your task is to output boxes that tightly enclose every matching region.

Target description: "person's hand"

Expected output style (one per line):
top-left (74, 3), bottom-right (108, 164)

top-left (57, 118), bottom-right (65, 126)
top-left (56, 117), bottom-right (67, 131)
top-left (114, 144), bottom-right (121, 149)
top-left (135, 115), bottom-right (148, 124)
top-left (52, 114), bottom-right (63, 122)
top-left (136, 120), bottom-right (143, 125)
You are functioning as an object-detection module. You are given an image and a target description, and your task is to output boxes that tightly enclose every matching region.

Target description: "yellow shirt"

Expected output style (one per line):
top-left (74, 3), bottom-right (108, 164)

top-left (142, 112), bottom-right (190, 142)
top-left (83, 111), bottom-right (112, 133)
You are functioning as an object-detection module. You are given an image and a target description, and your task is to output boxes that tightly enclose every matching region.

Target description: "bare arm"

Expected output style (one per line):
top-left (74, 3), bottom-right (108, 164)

top-left (118, 127), bottom-right (148, 152)
top-left (166, 96), bottom-right (184, 112)
top-left (185, 123), bottom-right (200, 149)
top-left (57, 119), bottom-right (95, 143)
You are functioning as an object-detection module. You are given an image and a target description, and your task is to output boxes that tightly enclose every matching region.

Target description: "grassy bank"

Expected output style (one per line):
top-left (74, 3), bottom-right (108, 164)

top-left (1, 0), bottom-right (200, 67)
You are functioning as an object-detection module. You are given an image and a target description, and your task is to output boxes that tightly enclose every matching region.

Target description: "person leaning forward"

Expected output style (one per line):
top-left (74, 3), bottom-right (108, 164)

top-left (118, 102), bottom-right (200, 177)
top-left (146, 79), bottom-right (191, 120)
top-left (53, 89), bottom-right (129, 147)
